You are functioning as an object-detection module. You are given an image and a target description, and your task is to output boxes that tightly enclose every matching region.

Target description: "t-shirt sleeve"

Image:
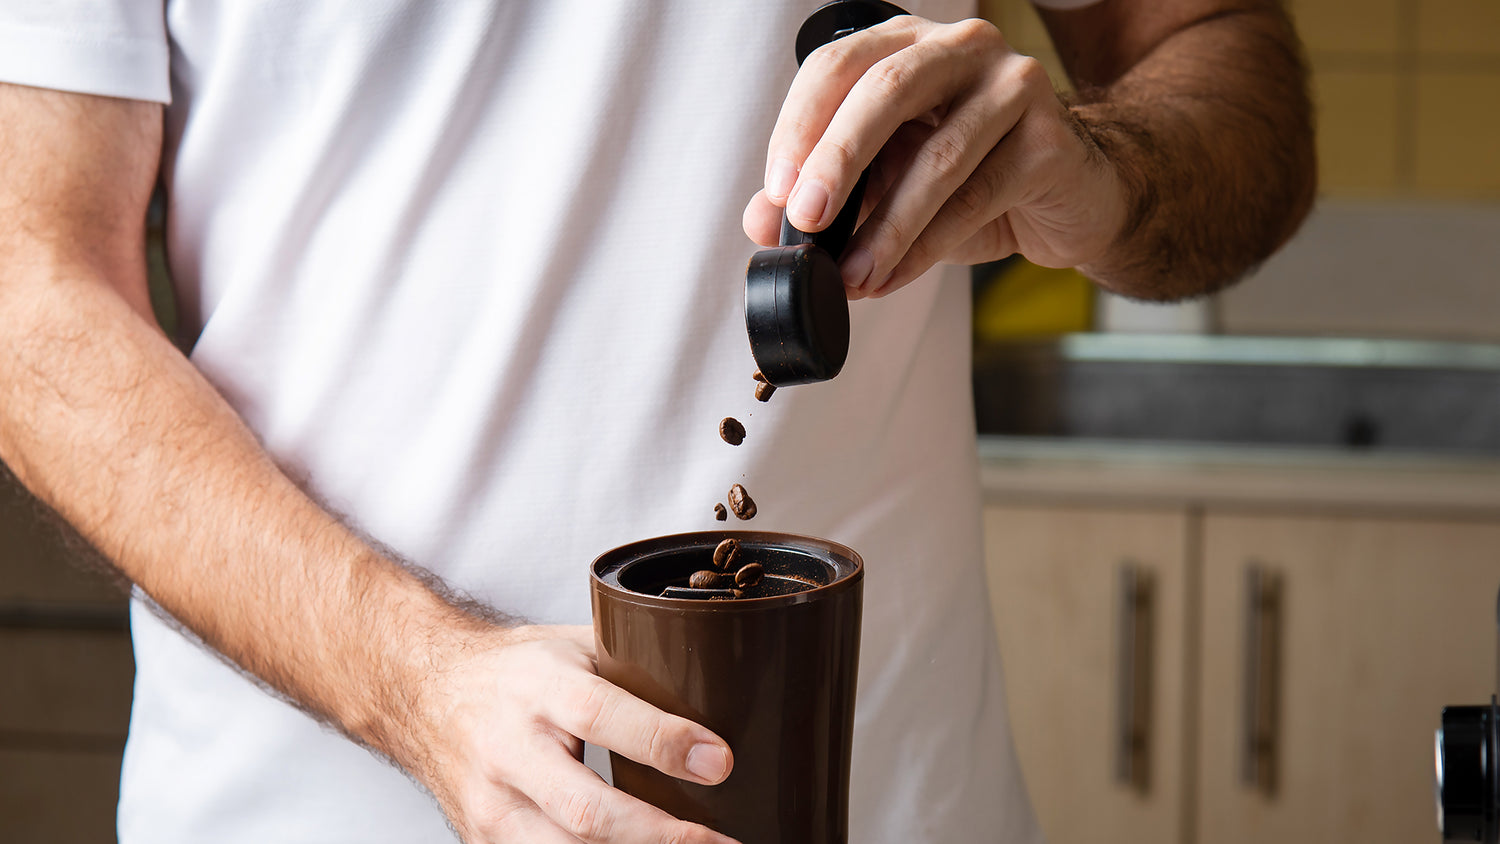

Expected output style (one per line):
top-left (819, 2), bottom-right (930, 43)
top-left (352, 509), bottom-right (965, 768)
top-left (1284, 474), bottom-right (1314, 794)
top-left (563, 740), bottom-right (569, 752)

top-left (0, 1), bottom-right (170, 104)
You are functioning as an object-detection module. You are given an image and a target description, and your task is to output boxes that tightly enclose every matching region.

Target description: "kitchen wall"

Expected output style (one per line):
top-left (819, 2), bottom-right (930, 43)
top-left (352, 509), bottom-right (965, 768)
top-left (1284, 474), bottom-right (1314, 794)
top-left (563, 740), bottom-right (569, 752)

top-left (979, 0), bottom-right (1500, 341)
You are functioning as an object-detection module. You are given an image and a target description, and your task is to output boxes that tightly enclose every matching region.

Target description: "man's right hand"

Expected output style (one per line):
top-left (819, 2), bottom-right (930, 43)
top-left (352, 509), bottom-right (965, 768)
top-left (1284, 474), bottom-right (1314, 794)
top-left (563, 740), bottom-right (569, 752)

top-left (406, 624), bottom-right (739, 844)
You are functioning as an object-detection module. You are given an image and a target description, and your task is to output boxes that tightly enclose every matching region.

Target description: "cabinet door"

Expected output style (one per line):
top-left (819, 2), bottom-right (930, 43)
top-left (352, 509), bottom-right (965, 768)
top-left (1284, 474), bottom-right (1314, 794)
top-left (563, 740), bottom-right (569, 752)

top-left (984, 504), bottom-right (1192, 844)
top-left (1, 468), bottom-right (132, 840)
top-left (1197, 513), bottom-right (1500, 844)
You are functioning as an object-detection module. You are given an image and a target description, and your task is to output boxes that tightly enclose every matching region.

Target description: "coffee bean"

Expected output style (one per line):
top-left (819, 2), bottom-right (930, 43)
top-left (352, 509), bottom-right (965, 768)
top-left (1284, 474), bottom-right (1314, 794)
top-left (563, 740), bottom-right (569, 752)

top-left (754, 380), bottom-right (775, 402)
top-left (753, 369), bottom-right (766, 383)
top-left (712, 538), bottom-right (740, 570)
top-left (689, 570), bottom-right (733, 590)
top-left (713, 503), bottom-right (727, 521)
top-left (719, 417), bottom-right (746, 446)
top-left (727, 483), bottom-right (757, 520)
top-left (734, 562), bottom-right (764, 588)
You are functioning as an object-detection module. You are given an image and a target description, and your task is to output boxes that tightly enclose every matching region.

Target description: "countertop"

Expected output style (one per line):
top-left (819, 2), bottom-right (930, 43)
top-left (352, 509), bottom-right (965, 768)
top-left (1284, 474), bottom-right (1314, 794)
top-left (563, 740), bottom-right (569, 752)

top-left (978, 436), bottom-right (1500, 517)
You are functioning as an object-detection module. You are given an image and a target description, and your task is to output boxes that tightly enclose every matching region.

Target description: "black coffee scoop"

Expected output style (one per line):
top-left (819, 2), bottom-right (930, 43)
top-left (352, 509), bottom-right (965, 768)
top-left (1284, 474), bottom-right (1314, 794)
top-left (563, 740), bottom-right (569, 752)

top-left (745, 0), bottom-right (910, 387)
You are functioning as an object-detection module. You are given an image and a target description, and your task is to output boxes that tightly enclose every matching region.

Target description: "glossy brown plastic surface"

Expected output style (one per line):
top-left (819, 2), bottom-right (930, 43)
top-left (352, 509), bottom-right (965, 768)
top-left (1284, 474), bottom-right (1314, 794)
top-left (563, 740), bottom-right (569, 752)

top-left (590, 531), bottom-right (863, 843)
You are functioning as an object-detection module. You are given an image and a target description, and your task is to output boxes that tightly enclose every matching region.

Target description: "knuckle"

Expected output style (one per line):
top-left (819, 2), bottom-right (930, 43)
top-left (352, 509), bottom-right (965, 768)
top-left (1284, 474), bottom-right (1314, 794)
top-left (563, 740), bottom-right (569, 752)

top-left (559, 787), bottom-right (610, 839)
top-left (658, 823), bottom-right (721, 844)
top-left (644, 718), bottom-right (675, 768)
top-left (817, 135), bottom-right (862, 176)
top-left (874, 212), bottom-right (912, 248)
top-left (916, 130), bottom-right (970, 180)
top-left (861, 213), bottom-right (910, 261)
top-left (569, 677), bottom-right (614, 737)
top-left (865, 57), bottom-right (918, 102)
top-left (950, 17), bottom-right (1002, 48)
top-left (781, 114), bottom-right (821, 149)
top-left (804, 39), bottom-right (858, 80)
top-left (1008, 55), bottom-right (1051, 93)
top-left (948, 171), bottom-right (994, 222)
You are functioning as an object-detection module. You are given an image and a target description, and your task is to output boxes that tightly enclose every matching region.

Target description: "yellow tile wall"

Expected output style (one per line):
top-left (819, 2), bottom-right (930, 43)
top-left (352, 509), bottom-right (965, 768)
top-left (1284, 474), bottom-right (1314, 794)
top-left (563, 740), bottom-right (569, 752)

top-left (980, 0), bottom-right (1500, 200)
top-left (1313, 70), bottom-right (1402, 194)
top-left (1414, 72), bottom-right (1500, 195)
top-left (1290, 0), bottom-right (1401, 54)
top-left (1416, 0), bottom-right (1500, 57)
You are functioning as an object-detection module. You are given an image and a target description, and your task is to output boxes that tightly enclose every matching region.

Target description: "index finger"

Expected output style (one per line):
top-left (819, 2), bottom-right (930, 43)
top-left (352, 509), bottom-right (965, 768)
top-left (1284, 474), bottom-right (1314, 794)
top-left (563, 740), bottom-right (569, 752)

top-left (550, 673), bottom-right (733, 787)
top-left (763, 16), bottom-right (926, 205)
top-left (526, 750), bottom-right (740, 844)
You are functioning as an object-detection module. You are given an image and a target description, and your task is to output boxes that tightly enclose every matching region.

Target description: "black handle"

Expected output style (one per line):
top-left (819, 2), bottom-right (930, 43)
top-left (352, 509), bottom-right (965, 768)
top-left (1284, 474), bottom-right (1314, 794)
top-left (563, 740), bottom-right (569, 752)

top-left (1114, 562), bottom-right (1154, 792)
top-left (778, 170), bottom-right (870, 262)
top-left (1241, 563), bottom-right (1282, 796)
top-left (779, 1), bottom-right (909, 261)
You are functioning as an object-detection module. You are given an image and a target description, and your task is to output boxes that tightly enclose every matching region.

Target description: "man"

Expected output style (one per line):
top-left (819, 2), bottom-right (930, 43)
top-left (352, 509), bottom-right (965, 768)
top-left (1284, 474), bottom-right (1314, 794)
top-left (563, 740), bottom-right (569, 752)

top-left (0, 1), bottom-right (1313, 841)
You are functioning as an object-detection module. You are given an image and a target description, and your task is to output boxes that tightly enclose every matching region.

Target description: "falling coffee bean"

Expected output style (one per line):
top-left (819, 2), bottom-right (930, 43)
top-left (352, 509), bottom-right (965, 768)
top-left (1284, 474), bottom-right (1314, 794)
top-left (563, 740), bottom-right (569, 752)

top-left (754, 380), bottom-right (775, 402)
top-left (734, 562), bottom-right (764, 589)
top-left (712, 538), bottom-right (741, 570)
top-left (690, 570), bottom-right (733, 590)
top-left (719, 417), bottom-right (746, 446)
top-left (713, 503), bottom-right (727, 521)
top-left (727, 483), bottom-right (757, 520)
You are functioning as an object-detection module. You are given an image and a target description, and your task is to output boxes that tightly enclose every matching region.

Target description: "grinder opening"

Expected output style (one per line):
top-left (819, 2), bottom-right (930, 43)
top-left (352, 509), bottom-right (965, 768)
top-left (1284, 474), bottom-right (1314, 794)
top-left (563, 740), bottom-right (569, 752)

top-left (610, 544), bottom-right (832, 600)
top-left (592, 532), bottom-right (861, 605)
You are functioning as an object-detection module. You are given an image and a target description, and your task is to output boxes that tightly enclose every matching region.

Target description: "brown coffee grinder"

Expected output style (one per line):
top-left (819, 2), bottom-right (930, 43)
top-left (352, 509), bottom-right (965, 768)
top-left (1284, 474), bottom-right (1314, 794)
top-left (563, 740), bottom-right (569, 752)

top-left (745, 0), bottom-right (910, 386)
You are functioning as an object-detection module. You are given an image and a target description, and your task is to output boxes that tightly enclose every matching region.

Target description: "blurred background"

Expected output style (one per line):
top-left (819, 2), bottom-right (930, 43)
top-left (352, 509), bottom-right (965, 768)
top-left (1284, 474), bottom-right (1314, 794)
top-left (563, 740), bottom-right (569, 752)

top-left (973, 3), bottom-right (1500, 844)
top-left (3, 0), bottom-right (1498, 841)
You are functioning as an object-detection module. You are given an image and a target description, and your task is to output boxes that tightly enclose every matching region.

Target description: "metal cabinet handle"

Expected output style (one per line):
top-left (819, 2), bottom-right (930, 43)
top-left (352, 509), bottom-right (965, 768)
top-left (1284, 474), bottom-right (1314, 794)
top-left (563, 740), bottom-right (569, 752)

top-left (1114, 562), bottom-right (1154, 792)
top-left (1241, 563), bottom-right (1282, 796)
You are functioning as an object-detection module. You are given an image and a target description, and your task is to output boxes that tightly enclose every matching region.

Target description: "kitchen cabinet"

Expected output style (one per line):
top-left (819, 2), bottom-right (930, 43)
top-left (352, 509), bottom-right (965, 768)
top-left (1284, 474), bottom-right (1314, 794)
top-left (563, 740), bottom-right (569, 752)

top-left (1196, 513), bottom-right (1499, 844)
top-left (980, 443), bottom-right (1500, 844)
top-left (1, 470), bottom-right (132, 842)
top-left (0, 748), bottom-right (126, 841)
top-left (984, 504), bottom-right (1193, 844)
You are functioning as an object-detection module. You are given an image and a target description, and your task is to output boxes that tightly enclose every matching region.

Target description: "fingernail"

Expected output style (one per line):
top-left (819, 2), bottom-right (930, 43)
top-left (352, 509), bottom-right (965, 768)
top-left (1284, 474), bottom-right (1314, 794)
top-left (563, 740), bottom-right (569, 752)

top-left (686, 743), bottom-right (729, 784)
top-left (840, 248), bottom-right (874, 289)
top-left (766, 157), bottom-right (797, 201)
top-left (787, 180), bottom-right (830, 229)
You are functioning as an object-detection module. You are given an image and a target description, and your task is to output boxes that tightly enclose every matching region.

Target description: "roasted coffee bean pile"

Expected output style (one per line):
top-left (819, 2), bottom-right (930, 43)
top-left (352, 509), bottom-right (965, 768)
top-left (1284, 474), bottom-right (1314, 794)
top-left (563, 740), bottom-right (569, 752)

top-left (672, 538), bottom-right (764, 599)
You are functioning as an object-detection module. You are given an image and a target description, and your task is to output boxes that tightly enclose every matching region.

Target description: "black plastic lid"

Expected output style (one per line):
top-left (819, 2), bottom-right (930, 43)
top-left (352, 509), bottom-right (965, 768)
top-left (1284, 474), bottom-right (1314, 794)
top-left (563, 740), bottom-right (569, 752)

top-left (745, 244), bottom-right (851, 385)
top-left (795, 0), bottom-right (911, 64)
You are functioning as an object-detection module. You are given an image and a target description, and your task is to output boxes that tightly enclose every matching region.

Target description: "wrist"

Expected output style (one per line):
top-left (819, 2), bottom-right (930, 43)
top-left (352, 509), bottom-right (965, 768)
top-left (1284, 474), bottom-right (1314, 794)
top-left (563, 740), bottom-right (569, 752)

top-left (332, 554), bottom-right (506, 771)
top-left (1066, 101), bottom-right (1164, 295)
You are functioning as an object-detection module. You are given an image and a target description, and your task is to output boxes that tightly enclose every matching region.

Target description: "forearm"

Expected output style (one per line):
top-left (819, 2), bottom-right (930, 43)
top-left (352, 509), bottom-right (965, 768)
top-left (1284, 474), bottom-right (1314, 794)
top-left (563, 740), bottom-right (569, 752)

top-left (1055, 3), bottom-right (1316, 299)
top-left (0, 258), bottom-right (494, 768)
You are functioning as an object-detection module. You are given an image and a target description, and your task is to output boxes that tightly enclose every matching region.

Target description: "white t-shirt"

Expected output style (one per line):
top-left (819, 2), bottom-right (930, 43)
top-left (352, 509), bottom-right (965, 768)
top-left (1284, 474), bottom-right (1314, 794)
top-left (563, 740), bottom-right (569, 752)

top-left (0, 2), bottom-right (1045, 842)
